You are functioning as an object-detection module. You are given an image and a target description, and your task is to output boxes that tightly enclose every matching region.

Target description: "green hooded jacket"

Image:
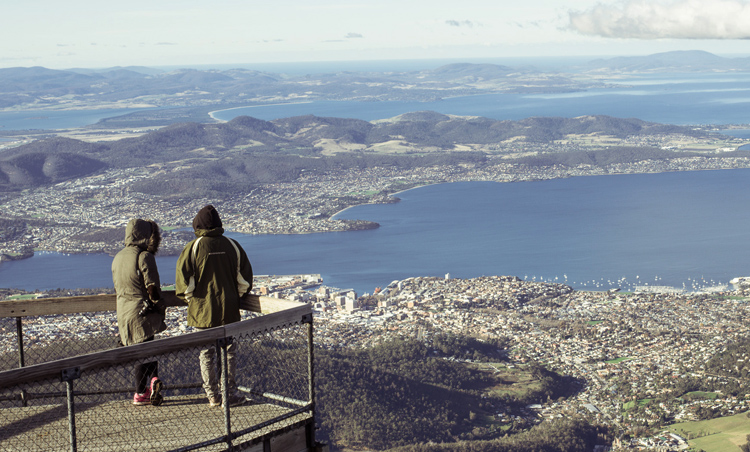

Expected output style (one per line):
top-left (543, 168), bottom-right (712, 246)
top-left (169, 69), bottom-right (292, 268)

top-left (175, 227), bottom-right (253, 328)
top-left (111, 218), bottom-right (166, 346)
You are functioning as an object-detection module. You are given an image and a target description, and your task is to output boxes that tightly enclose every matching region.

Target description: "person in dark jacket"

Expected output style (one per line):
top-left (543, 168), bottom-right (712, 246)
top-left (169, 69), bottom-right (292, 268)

top-left (175, 205), bottom-right (253, 407)
top-left (112, 218), bottom-right (167, 406)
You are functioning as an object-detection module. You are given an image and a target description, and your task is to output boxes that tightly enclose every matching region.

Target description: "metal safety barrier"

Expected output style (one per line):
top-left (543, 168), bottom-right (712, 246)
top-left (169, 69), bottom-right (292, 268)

top-left (0, 293), bottom-right (320, 452)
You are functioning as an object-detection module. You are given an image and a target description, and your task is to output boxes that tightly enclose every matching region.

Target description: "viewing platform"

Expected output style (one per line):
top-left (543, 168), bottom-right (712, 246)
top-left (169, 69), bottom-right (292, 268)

top-left (0, 292), bottom-right (324, 452)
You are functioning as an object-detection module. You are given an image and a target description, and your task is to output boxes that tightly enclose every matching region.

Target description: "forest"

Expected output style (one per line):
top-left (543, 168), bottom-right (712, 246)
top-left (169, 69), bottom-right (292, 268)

top-left (314, 334), bottom-right (599, 450)
top-left (684, 336), bottom-right (750, 403)
top-left (389, 419), bottom-right (611, 452)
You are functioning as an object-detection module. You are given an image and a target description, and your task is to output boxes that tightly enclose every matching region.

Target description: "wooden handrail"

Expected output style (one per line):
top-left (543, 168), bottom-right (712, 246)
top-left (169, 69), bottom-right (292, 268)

top-left (0, 292), bottom-right (303, 318)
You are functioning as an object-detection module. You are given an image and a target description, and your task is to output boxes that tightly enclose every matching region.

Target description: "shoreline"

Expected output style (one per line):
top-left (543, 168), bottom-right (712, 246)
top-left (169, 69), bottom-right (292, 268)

top-left (7, 164), bottom-right (750, 261)
top-left (3, 164), bottom-right (750, 290)
top-left (332, 164), bottom-right (748, 218)
top-left (207, 101), bottom-right (315, 122)
top-left (331, 182), bottom-right (453, 219)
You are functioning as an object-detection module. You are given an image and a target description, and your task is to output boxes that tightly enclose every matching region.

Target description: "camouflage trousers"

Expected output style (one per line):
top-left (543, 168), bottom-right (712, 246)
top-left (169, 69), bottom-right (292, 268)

top-left (197, 334), bottom-right (238, 399)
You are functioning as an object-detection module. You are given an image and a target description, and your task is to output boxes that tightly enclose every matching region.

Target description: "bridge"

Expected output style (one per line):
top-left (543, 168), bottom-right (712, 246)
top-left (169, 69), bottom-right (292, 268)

top-left (0, 291), bottom-right (325, 452)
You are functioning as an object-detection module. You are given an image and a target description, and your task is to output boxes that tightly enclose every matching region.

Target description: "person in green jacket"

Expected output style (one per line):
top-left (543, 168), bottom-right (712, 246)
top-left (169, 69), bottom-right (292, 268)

top-left (175, 205), bottom-right (253, 407)
top-left (112, 218), bottom-right (167, 406)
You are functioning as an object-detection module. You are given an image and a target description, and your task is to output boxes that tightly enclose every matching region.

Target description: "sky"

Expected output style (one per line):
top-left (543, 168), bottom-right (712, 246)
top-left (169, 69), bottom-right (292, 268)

top-left (2, 0), bottom-right (750, 70)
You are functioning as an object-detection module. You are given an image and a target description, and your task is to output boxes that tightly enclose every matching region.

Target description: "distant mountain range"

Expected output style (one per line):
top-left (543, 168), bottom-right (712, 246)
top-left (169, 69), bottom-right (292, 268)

top-left (579, 50), bottom-right (750, 72)
top-left (1, 51), bottom-right (746, 114)
top-left (0, 113), bottom-right (712, 192)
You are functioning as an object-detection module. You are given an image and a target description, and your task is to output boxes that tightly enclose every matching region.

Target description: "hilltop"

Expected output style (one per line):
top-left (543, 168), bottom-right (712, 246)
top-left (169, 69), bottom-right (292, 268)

top-left (580, 50), bottom-right (750, 73)
top-left (0, 113), bottom-right (723, 192)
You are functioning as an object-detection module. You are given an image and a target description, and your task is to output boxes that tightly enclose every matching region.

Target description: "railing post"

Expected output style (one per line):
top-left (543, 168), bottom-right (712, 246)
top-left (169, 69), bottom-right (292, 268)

top-left (303, 313), bottom-right (316, 448)
top-left (16, 317), bottom-right (25, 368)
top-left (218, 336), bottom-right (233, 449)
top-left (16, 317), bottom-right (28, 407)
top-left (61, 366), bottom-right (81, 452)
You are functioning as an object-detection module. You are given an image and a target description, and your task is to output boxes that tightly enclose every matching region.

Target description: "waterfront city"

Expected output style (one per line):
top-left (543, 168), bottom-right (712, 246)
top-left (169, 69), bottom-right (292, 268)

top-left (4, 273), bottom-right (750, 449)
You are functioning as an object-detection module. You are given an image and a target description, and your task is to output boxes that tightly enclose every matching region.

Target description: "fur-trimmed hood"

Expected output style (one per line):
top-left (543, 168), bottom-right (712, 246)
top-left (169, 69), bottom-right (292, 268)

top-left (124, 218), bottom-right (161, 254)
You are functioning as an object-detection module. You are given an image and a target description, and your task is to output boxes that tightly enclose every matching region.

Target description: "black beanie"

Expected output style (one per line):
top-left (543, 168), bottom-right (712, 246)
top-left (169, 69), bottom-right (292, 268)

top-left (193, 205), bottom-right (222, 230)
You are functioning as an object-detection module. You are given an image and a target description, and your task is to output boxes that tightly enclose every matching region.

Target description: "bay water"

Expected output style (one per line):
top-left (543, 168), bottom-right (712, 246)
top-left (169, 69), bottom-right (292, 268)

top-left (3, 169), bottom-right (750, 294)
top-left (1, 72), bottom-right (750, 132)
top-left (210, 72), bottom-right (750, 126)
top-left (0, 108), bottom-right (153, 133)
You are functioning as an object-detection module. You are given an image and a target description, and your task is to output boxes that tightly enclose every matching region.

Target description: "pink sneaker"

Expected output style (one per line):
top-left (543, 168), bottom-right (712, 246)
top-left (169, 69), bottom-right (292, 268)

top-left (133, 389), bottom-right (151, 405)
top-left (150, 377), bottom-right (163, 406)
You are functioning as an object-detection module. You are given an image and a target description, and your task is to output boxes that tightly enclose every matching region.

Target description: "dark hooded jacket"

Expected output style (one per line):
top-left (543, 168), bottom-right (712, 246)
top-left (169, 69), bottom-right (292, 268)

top-left (175, 205), bottom-right (253, 328)
top-left (111, 218), bottom-right (166, 346)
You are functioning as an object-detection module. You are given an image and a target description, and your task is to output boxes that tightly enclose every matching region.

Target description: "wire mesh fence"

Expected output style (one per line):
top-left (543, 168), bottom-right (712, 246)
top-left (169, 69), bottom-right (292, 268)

top-left (232, 324), bottom-right (312, 440)
top-left (0, 296), bottom-right (315, 452)
top-left (0, 302), bottom-right (268, 372)
top-left (0, 311), bottom-right (121, 372)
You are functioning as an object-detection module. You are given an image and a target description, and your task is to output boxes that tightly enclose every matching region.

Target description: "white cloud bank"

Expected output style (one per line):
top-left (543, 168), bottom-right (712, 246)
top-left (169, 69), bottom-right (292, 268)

top-left (569, 0), bottom-right (750, 39)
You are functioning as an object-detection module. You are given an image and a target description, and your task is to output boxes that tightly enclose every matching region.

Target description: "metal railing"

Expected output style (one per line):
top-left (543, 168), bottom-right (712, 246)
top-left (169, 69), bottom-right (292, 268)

top-left (0, 292), bottom-right (319, 452)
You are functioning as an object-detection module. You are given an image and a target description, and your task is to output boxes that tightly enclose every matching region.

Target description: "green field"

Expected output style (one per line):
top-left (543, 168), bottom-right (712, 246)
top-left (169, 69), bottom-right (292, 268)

top-left (622, 398), bottom-right (653, 411)
top-left (345, 190), bottom-right (381, 196)
top-left (458, 362), bottom-right (551, 433)
top-left (606, 356), bottom-right (633, 364)
top-left (683, 391), bottom-right (720, 400)
top-left (669, 411), bottom-right (750, 451)
top-left (712, 294), bottom-right (750, 301)
top-left (476, 363), bottom-right (543, 397)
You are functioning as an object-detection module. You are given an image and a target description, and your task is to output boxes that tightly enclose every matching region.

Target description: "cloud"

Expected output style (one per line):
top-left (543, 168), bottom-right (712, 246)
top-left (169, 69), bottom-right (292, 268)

top-left (155, 42), bottom-right (178, 46)
top-left (568, 0), bottom-right (750, 39)
top-left (345, 33), bottom-right (363, 39)
top-left (510, 20), bottom-right (543, 29)
top-left (445, 20), bottom-right (479, 28)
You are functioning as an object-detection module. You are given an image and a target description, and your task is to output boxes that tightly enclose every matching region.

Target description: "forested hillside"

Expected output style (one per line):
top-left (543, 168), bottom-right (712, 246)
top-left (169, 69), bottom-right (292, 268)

top-left (0, 113), bottom-right (717, 192)
top-left (389, 419), bottom-right (610, 452)
top-left (314, 335), bottom-right (597, 450)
